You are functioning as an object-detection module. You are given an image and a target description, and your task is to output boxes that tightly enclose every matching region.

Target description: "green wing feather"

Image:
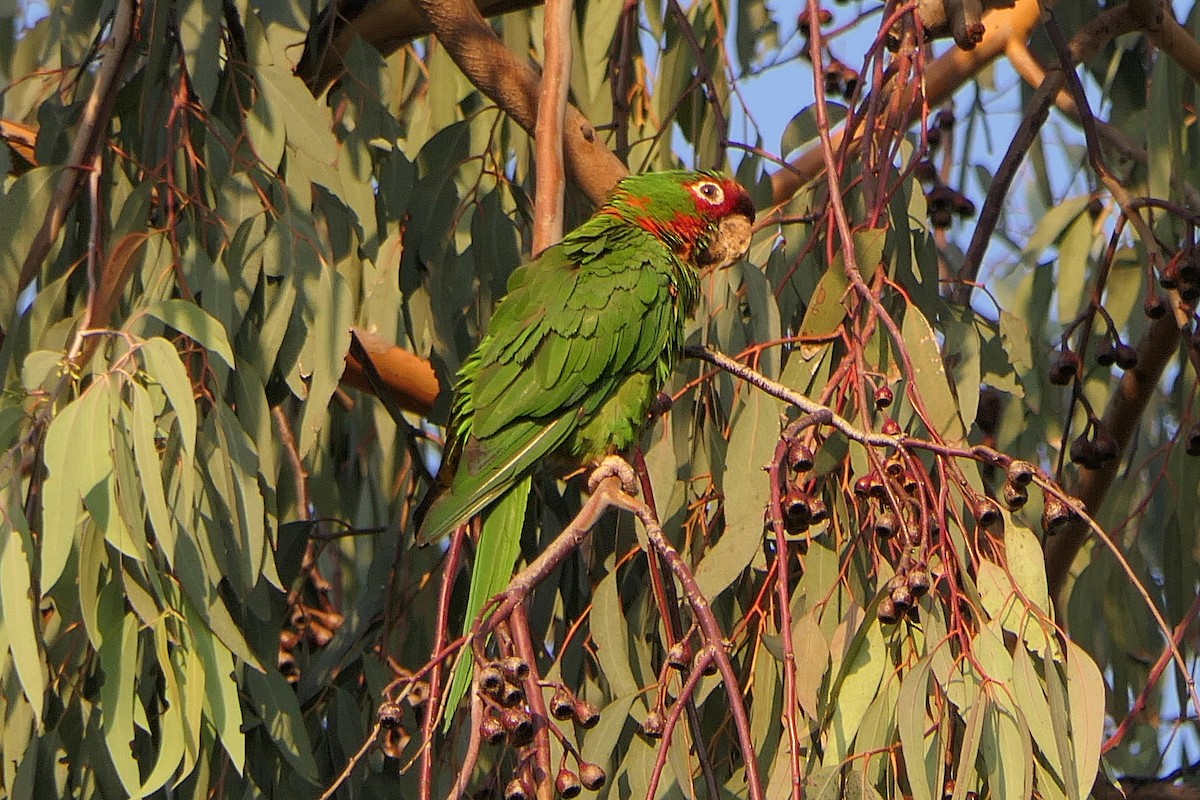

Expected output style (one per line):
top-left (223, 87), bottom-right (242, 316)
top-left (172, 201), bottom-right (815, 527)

top-left (418, 223), bottom-right (682, 544)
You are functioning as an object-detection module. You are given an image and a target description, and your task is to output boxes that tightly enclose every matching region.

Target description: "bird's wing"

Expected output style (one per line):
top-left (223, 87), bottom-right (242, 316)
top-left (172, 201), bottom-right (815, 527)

top-left (418, 231), bottom-right (677, 543)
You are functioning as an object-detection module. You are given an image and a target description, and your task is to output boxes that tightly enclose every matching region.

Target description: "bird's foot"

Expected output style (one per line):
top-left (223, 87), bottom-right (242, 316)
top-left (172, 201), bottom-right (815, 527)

top-left (588, 455), bottom-right (639, 496)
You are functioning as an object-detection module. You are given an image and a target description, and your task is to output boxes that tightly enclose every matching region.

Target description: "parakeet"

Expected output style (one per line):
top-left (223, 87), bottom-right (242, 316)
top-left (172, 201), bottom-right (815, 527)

top-left (420, 169), bottom-right (756, 546)
top-left (418, 171), bottom-right (754, 713)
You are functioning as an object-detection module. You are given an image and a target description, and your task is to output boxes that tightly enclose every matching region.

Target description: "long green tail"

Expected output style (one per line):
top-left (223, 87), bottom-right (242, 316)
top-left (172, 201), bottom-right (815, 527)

top-left (442, 475), bottom-right (531, 729)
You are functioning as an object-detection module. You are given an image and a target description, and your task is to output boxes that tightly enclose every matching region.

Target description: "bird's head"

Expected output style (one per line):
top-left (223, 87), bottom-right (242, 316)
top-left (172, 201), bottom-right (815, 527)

top-left (604, 170), bottom-right (756, 268)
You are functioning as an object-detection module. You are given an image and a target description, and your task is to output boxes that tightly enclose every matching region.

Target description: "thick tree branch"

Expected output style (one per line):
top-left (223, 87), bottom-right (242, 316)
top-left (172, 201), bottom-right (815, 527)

top-left (531, 0), bottom-right (571, 253)
top-left (410, 0), bottom-right (627, 207)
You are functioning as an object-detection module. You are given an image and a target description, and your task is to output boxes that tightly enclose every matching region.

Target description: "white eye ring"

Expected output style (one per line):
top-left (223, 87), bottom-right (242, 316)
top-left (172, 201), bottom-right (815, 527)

top-left (693, 181), bottom-right (724, 205)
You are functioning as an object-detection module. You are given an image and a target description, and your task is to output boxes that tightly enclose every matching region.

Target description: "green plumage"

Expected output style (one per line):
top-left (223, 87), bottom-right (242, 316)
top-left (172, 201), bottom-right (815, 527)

top-left (420, 169), bottom-right (753, 544)
top-left (420, 169), bottom-right (754, 720)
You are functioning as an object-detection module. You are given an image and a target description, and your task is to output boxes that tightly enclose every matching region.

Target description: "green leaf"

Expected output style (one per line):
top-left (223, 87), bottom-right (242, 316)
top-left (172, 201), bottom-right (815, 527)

top-left (1065, 641), bottom-right (1105, 800)
top-left (897, 654), bottom-right (937, 800)
top-left (0, 523), bottom-right (45, 726)
top-left (825, 607), bottom-right (887, 762)
top-left (139, 299), bottom-right (235, 368)
top-left (591, 568), bottom-right (640, 699)
top-left (695, 390), bottom-right (781, 598)
top-left (99, 595), bottom-right (140, 794)
top-left (902, 304), bottom-right (966, 441)
top-left (41, 383), bottom-right (116, 590)
top-left (190, 602), bottom-right (245, 772)
top-left (243, 669), bottom-right (320, 785)
top-left (781, 104), bottom-right (847, 160)
top-left (127, 383), bottom-right (179, 563)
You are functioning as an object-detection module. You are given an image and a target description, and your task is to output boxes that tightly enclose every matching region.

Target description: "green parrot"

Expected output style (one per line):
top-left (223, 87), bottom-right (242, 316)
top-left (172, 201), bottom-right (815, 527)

top-left (421, 169), bottom-right (755, 545)
top-left (418, 170), bottom-right (754, 708)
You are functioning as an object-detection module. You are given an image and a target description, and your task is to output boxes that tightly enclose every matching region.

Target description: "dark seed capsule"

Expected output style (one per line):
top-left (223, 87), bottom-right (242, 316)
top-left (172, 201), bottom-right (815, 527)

top-left (787, 441), bottom-right (815, 472)
top-left (478, 665), bottom-right (505, 697)
top-left (1041, 495), bottom-right (1075, 536)
top-left (808, 496), bottom-right (829, 524)
top-left (480, 714), bottom-right (506, 746)
top-left (377, 701), bottom-right (403, 729)
top-left (1006, 460), bottom-right (1035, 486)
top-left (666, 641), bottom-right (690, 672)
top-left (573, 699), bottom-right (601, 729)
top-left (874, 510), bottom-right (899, 540)
top-left (885, 454), bottom-right (905, 478)
top-left (702, 659), bottom-right (718, 676)
top-left (867, 474), bottom-right (887, 500)
top-left (853, 475), bottom-right (872, 499)
top-left (1114, 343), bottom-right (1138, 370)
top-left (875, 386), bottom-right (895, 409)
top-left (877, 596), bottom-right (900, 625)
top-left (500, 708), bottom-right (535, 747)
top-left (504, 778), bottom-right (531, 800)
top-left (1144, 294), bottom-right (1168, 319)
top-left (497, 656), bottom-right (530, 682)
top-left (1049, 350), bottom-right (1080, 386)
top-left (641, 710), bottom-right (665, 739)
top-left (1094, 339), bottom-right (1116, 367)
top-left (500, 681), bottom-right (525, 707)
top-left (550, 687), bottom-right (575, 720)
top-left (1092, 430), bottom-right (1119, 464)
top-left (1180, 281), bottom-right (1200, 304)
top-left (579, 762), bottom-right (607, 791)
top-left (1188, 425), bottom-right (1200, 457)
top-left (1069, 434), bottom-right (1101, 470)
top-left (890, 584), bottom-right (914, 610)
top-left (881, 417), bottom-right (902, 436)
top-left (974, 498), bottom-right (1001, 528)
top-left (556, 770), bottom-right (583, 799)
top-left (784, 488), bottom-right (812, 530)
top-left (1002, 480), bottom-right (1028, 511)
top-left (907, 569), bottom-right (931, 597)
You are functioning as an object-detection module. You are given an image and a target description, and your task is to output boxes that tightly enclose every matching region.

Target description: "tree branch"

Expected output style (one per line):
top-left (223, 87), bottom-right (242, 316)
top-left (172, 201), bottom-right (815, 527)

top-left (15, 0), bottom-right (139, 302)
top-left (410, 0), bottom-right (627, 206)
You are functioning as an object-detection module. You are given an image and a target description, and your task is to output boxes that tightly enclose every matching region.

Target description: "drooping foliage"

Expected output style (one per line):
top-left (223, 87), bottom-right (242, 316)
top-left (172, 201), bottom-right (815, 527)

top-left (0, 0), bottom-right (1197, 798)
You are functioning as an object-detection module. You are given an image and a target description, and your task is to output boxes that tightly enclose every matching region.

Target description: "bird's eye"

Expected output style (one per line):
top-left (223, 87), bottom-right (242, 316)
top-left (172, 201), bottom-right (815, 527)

top-left (694, 181), bottom-right (725, 205)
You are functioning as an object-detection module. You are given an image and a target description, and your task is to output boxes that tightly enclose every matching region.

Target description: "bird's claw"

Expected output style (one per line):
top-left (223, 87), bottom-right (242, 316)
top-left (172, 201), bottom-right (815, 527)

top-left (588, 455), bottom-right (639, 496)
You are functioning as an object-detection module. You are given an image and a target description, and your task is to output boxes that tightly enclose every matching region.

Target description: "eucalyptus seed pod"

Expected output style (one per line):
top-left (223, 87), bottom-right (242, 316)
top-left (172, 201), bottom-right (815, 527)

top-left (1144, 293), bottom-right (1168, 319)
top-left (550, 687), bottom-right (576, 720)
top-left (787, 441), bottom-right (815, 472)
top-left (867, 473), bottom-right (887, 500)
top-left (885, 454), bottom-right (905, 478)
top-left (499, 681), bottom-right (525, 707)
top-left (478, 665), bottom-right (505, 698)
top-left (1006, 460), bottom-right (1035, 486)
top-left (875, 386), bottom-right (894, 409)
top-left (973, 497), bottom-right (1001, 528)
top-left (500, 707), bottom-right (535, 747)
top-left (573, 699), bottom-right (601, 729)
top-left (1049, 350), bottom-right (1080, 385)
top-left (853, 475), bottom-right (872, 499)
top-left (907, 568), bottom-right (932, 597)
top-left (890, 584), bottom-right (915, 610)
top-left (497, 656), bottom-right (530, 682)
top-left (877, 596), bottom-right (900, 625)
top-left (1002, 480), bottom-right (1028, 511)
top-left (377, 701), bottom-right (403, 729)
top-left (874, 509), bottom-right (899, 540)
top-left (1187, 424), bottom-right (1200, 457)
top-left (556, 770), bottom-right (583, 799)
top-left (808, 496), bottom-right (829, 524)
top-left (783, 487), bottom-right (812, 532)
top-left (1092, 429), bottom-right (1119, 464)
top-left (1094, 338), bottom-right (1116, 367)
top-left (1114, 343), bottom-right (1138, 370)
top-left (579, 763), bottom-right (607, 791)
top-left (504, 777), bottom-right (531, 800)
top-left (881, 417), bottom-right (902, 436)
top-left (479, 713), bottom-right (506, 746)
top-left (666, 641), bottom-right (691, 672)
top-left (1070, 433), bottom-right (1101, 470)
top-left (641, 710), bottom-right (665, 739)
top-left (1041, 495), bottom-right (1075, 536)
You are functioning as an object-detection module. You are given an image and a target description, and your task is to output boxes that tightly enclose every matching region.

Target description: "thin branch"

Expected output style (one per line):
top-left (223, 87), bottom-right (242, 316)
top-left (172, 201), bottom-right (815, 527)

top-left (15, 0), bottom-right (139, 302)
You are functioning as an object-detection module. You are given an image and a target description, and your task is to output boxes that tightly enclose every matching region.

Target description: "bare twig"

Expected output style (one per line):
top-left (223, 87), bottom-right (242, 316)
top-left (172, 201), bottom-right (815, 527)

top-left (16, 0), bottom-right (139, 301)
